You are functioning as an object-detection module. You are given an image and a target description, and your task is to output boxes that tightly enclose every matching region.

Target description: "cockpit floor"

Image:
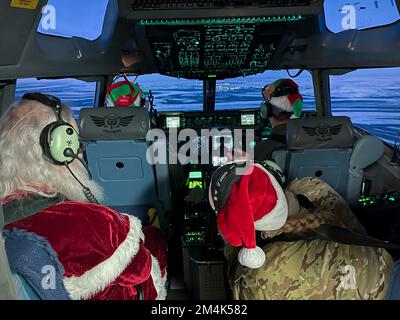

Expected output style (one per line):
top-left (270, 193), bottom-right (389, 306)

top-left (166, 277), bottom-right (189, 300)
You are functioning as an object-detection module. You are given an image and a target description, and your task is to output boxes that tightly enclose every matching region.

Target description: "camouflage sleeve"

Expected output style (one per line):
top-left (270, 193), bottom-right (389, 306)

top-left (287, 177), bottom-right (366, 234)
top-left (231, 240), bottom-right (394, 300)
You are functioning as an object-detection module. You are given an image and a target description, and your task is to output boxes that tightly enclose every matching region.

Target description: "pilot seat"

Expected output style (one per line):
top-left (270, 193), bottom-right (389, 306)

top-left (79, 107), bottom-right (172, 229)
top-left (272, 116), bottom-right (385, 205)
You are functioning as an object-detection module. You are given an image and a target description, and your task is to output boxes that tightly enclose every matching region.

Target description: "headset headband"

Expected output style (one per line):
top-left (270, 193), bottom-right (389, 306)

top-left (209, 161), bottom-right (285, 213)
top-left (22, 93), bottom-right (63, 122)
top-left (262, 80), bottom-right (299, 100)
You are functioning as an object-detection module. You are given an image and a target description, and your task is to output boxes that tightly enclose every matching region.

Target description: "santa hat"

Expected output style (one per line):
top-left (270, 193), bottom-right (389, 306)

top-left (209, 162), bottom-right (288, 269)
top-left (262, 79), bottom-right (303, 118)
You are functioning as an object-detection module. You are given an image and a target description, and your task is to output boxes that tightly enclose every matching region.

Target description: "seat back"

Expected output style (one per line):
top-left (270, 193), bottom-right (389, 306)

top-left (0, 205), bottom-right (16, 300)
top-left (79, 107), bottom-right (171, 223)
top-left (273, 116), bottom-right (354, 198)
top-left (273, 116), bottom-right (385, 204)
top-left (387, 260), bottom-right (400, 300)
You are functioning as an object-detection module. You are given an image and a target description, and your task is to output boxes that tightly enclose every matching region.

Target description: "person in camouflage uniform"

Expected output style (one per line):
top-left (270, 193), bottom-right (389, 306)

top-left (224, 177), bottom-right (394, 300)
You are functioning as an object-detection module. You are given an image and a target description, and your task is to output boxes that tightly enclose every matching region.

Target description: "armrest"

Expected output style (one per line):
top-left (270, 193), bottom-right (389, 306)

top-left (347, 136), bottom-right (384, 205)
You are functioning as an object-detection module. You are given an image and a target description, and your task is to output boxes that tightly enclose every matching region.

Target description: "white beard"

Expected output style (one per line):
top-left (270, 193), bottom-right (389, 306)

top-left (50, 158), bottom-right (104, 203)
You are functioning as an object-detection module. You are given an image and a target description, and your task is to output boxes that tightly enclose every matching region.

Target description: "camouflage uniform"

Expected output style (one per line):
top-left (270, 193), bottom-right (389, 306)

top-left (286, 177), bottom-right (366, 234)
top-left (225, 178), bottom-right (395, 300)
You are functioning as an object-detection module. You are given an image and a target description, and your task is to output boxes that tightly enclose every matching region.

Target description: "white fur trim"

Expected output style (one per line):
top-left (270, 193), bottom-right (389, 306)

top-left (63, 215), bottom-right (144, 300)
top-left (270, 96), bottom-right (293, 113)
top-left (238, 246), bottom-right (266, 269)
top-left (253, 164), bottom-right (288, 231)
top-left (150, 255), bottom-right (167, 300)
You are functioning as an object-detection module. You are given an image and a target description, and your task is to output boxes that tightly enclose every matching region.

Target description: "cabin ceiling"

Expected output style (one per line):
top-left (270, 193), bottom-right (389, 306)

top-left (0, 0), bottom-right (399, 81)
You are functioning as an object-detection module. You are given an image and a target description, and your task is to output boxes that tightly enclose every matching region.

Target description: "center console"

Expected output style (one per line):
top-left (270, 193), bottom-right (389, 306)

top-left (159, 110), bottom-right (266, 299)
top-left (181, 167), bottom-right (227, 299)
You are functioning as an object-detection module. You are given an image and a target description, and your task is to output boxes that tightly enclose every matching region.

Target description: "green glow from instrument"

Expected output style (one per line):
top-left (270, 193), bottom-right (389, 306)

top-left (138, 15), bottom-right (303, 26)
top-left (188, 181), bottom-right (203, 189)
top-left (189, 171), bottom-right (202, 179)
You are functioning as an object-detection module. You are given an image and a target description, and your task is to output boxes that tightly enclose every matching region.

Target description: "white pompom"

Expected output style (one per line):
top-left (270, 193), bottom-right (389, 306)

top-left (238, 247), bottom-right (266, 269)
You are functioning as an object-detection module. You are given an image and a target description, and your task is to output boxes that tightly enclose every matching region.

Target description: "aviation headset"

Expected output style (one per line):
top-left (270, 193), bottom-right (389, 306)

top-left (208, 160), bottom-right (286, 213)
top-left (22, 93), bottom-right (80, 165)
top-left (260, 81), bottom-right (300, 120)
top-left (22, 93), bottom-right (98, 204)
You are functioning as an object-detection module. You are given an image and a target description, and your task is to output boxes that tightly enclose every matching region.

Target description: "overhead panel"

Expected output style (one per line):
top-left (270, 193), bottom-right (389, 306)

top-left (126, 0), bottom-right (319, 79)
top-left (144, 19), bottom-right (303, 80)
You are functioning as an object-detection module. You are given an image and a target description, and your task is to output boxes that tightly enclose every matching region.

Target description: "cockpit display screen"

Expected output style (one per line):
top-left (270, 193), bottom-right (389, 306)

top-left (241, 114), bottom-right (255, 126)
top-left (188, 171), bottom-right (203, 190)
top-left (212, 131), bottom-right (234, 167)
top-left (166, 116), bottom-right (181, 128)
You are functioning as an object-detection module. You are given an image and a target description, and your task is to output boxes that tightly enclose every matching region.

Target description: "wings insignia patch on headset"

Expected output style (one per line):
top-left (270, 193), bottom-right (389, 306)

top-left (91, 114), bottom-right (135, 133)
top-left (302, 124), bottom-right (342, 142)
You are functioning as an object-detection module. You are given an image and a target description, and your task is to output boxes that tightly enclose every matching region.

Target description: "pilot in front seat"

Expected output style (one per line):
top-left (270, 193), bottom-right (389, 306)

top-left (210, 161), bottom-right (394, 300)
top-left (0, 95), bottom-right (168, 300)
top-left (254, 79), bottom-right (303, 161)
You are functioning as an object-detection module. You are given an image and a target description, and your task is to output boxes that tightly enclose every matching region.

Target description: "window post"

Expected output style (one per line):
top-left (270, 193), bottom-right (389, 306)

top-left (311, 69), bottom-right (331, 117)
top-left (94, 76), bottom-right (112, 107)
top-left (0, 80), bottom-right (16, 117)
top-left (203, 79), bottom-right (216, 112)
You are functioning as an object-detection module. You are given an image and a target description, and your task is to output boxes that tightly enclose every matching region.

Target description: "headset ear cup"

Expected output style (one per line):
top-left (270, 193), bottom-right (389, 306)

top-left (260, 102), bottom-right (267, 119)
top-left (40, 122), bottom-right (58, 164)
top-left (260, 102), bottom-right (272, 120)
top-left (50, 124), bottom-right (79, 164)
top-left (209, 162), bottom-right (245, 212)
top-left (40, 122), bottom-right (79, 165)
top-left (267, 102), bottom-right (273, 119)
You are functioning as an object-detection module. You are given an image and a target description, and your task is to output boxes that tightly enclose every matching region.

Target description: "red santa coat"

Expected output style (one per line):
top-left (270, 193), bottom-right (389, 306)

top-left (6, 201), bottom-right (168, 300)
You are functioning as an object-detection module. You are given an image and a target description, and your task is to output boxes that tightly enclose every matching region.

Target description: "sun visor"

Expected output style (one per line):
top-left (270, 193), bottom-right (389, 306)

top-left (324, 0), bottom-right (400, 33)
top-left (35, 0), bottom-right (118, 61)
top-left (287, 116), bottom-right (354, 150)
top-left (78, 107), bottom-right (150, 141)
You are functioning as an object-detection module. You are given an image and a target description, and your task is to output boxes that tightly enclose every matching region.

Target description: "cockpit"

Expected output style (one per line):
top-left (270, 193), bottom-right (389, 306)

top-left (0, 0), bottom-right (400, 302)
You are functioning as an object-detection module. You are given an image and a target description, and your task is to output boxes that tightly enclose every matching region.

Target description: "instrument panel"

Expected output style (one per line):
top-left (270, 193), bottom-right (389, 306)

top-left (159, 109), bottom-right (264, 130)
top-left (159, 109), bottom-right (266, 168)
top-left (358, 191), bottom-right (400, 209)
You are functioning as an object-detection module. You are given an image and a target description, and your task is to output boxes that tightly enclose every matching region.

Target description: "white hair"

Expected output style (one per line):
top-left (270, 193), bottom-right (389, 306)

top-left (0, 99), bottom-right (103, 203)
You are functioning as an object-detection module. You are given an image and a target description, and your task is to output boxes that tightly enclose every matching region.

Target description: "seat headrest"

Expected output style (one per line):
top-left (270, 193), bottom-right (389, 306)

top-left (78, 107), bottom-right (150, 141)
top-left (287, 116), bottom-right (354, 150)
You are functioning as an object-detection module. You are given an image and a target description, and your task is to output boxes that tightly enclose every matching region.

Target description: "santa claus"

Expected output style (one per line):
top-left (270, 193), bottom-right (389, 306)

top-left (0, 94), bottom-right (167, 300)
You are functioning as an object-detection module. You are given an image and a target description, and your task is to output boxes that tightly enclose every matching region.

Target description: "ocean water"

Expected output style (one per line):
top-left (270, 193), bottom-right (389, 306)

top-left (15, 68), bottom-right (400, 146)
